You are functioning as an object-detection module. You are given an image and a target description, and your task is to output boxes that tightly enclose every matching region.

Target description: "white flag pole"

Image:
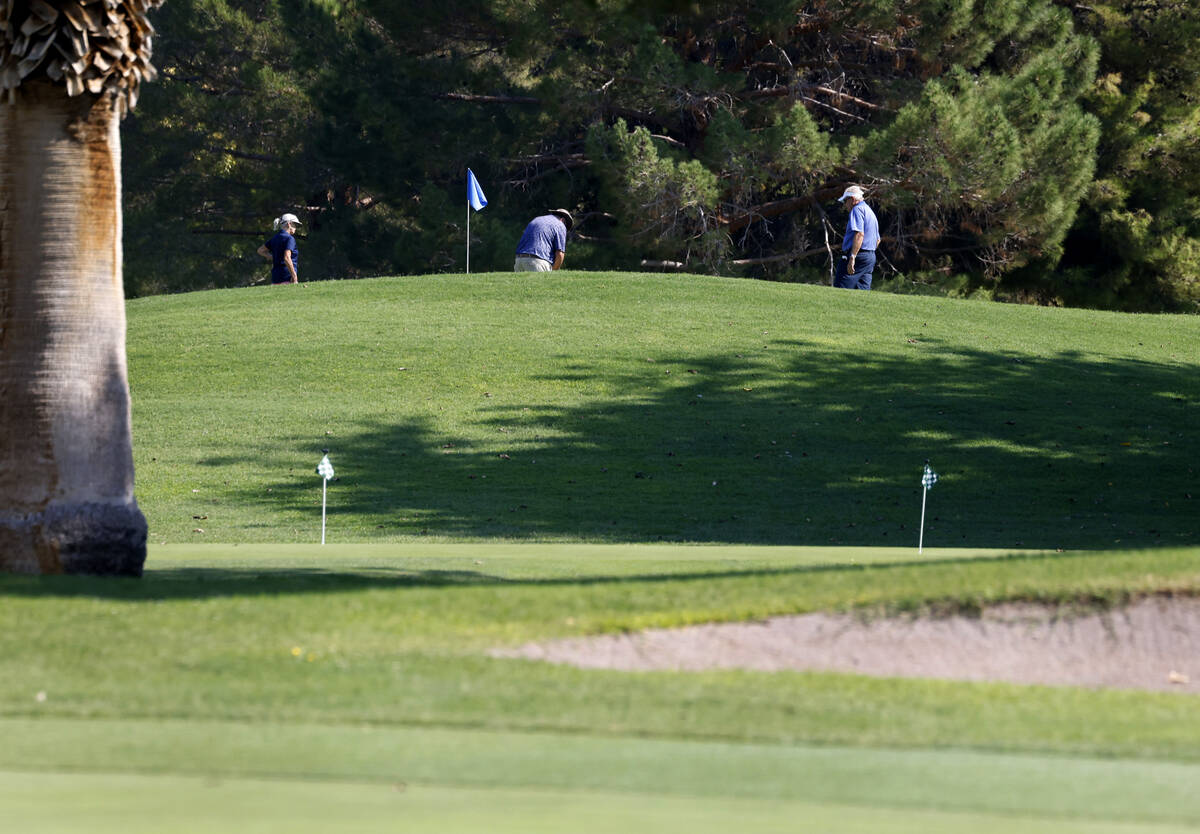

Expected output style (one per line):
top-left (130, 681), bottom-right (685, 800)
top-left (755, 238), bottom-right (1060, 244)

top-left (918, 485), bottom-right (927, 554)
top-left (465, 170), bottom-right (487, 274)
top-left (918, 462), bottom-right (937, 554)
top-left (317, 452), bottom-right (334, 545)
top-left (321, 477), bottom-right (328, 545)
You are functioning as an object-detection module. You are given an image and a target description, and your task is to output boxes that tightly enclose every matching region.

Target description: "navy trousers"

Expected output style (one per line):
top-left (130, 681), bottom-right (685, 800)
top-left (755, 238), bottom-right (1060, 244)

top-left (833, 250), bottom-right (876, 290)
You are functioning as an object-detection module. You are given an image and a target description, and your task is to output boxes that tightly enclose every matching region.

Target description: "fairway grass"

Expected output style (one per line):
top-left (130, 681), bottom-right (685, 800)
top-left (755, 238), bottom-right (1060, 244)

top-left (9, 772), bottom-right (1200, 834)
top-left (6, 543), bottom-right (1200, 830)
top-left (4, 544), bottom-right (1200, 760)
top-left (5, 719), bottom-right (1200, 832)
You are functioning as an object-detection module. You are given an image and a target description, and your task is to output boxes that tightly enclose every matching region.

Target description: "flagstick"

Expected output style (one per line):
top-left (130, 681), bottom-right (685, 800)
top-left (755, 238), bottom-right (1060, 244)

top-left (321, 477), bottom-right (328, 545)
top-left (466, 203), bottom-right (471, 275)
top-left (918, 486), bottom-right (928, 554)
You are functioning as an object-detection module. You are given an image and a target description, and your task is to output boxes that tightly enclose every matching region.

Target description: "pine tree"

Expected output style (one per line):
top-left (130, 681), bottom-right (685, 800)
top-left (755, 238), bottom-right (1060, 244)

top-left (1053, 0), bottom-right (1200, 310)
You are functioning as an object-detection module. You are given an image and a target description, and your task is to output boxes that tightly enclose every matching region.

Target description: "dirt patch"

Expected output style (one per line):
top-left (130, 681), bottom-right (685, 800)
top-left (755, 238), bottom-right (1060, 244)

top-left (493, 596), bottom-right (1200, 693)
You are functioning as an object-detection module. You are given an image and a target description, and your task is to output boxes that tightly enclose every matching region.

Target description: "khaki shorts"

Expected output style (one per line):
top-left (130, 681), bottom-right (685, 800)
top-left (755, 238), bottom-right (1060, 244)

top-left (514, 255), bottom-right (552, 272)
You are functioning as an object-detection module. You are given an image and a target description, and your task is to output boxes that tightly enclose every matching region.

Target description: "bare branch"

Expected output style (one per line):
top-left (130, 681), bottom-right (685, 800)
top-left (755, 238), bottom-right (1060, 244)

top-left (719, 184), bottom-right (846, 233)
top-left (434, 92), bottom-right (539, 105)
top-left (729, 246), bottom-right (828, 266)
top-left (206, 146), bottom-right (280, 164)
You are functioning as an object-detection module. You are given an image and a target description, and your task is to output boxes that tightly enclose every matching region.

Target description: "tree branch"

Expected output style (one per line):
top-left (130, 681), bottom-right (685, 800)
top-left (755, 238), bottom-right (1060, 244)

top-left (434, 92), bottom-right (539, 105)
top-left (744, 82), bottom-right (890, 112)
top-left (206, 146), bottom-right (281, 164)
top-left (719, 184), bottom-right (846, 233)
top-left (730, 246), bottom-right (829, 266)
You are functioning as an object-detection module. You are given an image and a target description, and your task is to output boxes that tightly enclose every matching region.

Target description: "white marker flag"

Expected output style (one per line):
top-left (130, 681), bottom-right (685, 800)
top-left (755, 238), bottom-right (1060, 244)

top-left (317, 455), bottom-right (335, 481)
top-left (922, 464), bottom-right (938, 490)
top-left (918, 462), bottom-right (937, 553)
top-left (317, 454), bottom-right (335, 544)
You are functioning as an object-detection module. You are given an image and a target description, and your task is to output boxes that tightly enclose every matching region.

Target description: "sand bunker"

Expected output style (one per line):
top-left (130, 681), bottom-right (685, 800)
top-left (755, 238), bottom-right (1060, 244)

top-left (494, 596), bottom-right (1200, 693)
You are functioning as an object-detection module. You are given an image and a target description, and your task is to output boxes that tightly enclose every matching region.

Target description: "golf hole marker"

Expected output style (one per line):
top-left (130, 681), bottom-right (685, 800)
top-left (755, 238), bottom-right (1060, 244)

top-left (317, 452), bottom-right (335, 544)
top-left (919, 462), bottom-right (938, 554)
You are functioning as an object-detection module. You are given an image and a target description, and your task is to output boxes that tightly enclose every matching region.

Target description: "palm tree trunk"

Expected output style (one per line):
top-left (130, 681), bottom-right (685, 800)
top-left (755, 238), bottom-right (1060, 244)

top-left (0, 81), bottom-right (146, 576)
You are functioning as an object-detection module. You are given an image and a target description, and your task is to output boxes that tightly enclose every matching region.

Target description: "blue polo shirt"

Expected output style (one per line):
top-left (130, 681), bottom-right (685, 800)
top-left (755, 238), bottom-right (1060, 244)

top-left (515, 215), bottom-right (567, 263)
top-left (265, 231), bottom-right (299, 283)
top-left (842, 202), bottom-right (880, 251)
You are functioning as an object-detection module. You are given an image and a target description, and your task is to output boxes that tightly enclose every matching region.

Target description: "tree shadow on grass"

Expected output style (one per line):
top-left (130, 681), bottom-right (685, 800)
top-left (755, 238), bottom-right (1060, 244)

top-left (206, 338), bottom-right (1195, 550)
top-left (0, 549), bottom-right (1095, 600)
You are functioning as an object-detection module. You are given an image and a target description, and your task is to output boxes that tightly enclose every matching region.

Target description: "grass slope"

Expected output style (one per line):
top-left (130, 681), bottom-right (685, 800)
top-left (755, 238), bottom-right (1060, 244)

top-left (126, 272), bottom-right (1198, 549)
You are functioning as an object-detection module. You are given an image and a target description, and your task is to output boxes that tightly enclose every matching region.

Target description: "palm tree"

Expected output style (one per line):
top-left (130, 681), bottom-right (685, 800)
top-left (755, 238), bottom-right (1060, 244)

top-left (1, 0), bottom-right (163, 575)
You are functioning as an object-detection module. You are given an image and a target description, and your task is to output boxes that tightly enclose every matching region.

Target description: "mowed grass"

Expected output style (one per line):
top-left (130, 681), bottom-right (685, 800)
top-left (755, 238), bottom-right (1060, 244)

top-left (5, 273), bottom-right (1200, 830)
top-left (124, 272), bottom-right (1198, 549)
top-left (5, 544), bottom-right (1200, 831)
top-left (4, 543), bottom-right (1200, 753)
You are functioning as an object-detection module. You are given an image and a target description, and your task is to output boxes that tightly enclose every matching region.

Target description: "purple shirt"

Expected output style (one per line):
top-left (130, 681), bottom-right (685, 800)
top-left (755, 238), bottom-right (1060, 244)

top-left (515, 215), bottom-right (567, 263)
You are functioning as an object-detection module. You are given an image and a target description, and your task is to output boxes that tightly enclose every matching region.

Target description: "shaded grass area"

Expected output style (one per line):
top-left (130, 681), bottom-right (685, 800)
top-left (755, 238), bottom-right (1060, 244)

top-left (126, 273), bottom-right (1199, 548)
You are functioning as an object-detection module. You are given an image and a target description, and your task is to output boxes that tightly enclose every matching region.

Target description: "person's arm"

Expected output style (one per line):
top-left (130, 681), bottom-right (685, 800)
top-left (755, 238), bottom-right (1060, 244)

top-left (848, 231), bottom-right (864, 266)
top-left (284, 249), bottom-right (298, 283)
top-left (257, 244), bottom-right (271, 260)
top-left (552, 250), bottom-right (565, 270)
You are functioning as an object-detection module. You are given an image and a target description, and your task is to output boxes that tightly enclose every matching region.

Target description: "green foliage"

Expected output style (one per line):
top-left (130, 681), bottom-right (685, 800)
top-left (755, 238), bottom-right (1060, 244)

top-left (1053, 0), bottom-right (1200, 310)
top-left (122, 0), bottom-right (474, 294)
top-left (118, 0), bottom-right (1197, 308)
top-left (588, 120), bottom-right (723, 266)
top-left (355, 0), bottom-right (1106, 281)
top-left (766, 104), bottom-right (839, 181)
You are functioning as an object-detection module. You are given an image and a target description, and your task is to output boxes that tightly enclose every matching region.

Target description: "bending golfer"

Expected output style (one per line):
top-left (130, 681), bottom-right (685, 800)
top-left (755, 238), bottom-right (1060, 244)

top-left (833, 186), bottom-right (879, 290)
top-left (257, 213), bottom-right (302, 285)
top-left (514, 209), bottom-right (574, 271)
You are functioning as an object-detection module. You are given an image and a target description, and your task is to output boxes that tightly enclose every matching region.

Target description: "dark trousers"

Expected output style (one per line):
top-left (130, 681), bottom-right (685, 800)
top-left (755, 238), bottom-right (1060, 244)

top-left (833, 250), bottom-right (876, 290)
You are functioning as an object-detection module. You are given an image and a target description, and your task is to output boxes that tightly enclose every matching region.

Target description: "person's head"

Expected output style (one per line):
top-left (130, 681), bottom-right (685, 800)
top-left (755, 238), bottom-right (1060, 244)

top-left (838, 185), bottom-right (865, 207)
top-left (548, 209), bottom-right (575, 231)
top-left (273, 213), bottom-right (302, 233)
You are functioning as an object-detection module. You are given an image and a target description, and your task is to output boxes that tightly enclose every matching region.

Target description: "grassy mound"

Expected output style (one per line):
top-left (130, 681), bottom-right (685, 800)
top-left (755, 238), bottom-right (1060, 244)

top-left (126, 271), bottom-right (1198, 548)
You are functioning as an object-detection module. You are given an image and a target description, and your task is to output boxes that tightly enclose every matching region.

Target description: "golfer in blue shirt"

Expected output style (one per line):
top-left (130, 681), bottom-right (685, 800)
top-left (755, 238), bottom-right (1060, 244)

top-left (257, 213), bottom-right (302, 285)
top-left (514, 209), bottom-right (574, 271)
top-left (833, 186), bottom-right (880, 290)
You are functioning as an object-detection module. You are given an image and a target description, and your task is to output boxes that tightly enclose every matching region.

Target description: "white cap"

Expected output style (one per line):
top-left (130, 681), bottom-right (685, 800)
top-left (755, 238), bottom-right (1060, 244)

top-left (838, 185), bottom-right (865, 202)
top-left (273, 213), bottom-right (302, 231)
top-left (549, 208), bottom-right (575, 231)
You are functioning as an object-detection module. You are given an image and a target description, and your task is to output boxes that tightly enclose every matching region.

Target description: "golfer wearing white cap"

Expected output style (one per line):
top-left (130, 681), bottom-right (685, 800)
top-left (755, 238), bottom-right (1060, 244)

top-left (257, 213), bottom-right (303, 285)
top-left (833, 186), bottom-right (879, 290)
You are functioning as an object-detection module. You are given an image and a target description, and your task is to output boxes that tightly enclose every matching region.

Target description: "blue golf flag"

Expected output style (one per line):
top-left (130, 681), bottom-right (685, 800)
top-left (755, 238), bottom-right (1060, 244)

top-left (467, 168), bottom-right (488, 211)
